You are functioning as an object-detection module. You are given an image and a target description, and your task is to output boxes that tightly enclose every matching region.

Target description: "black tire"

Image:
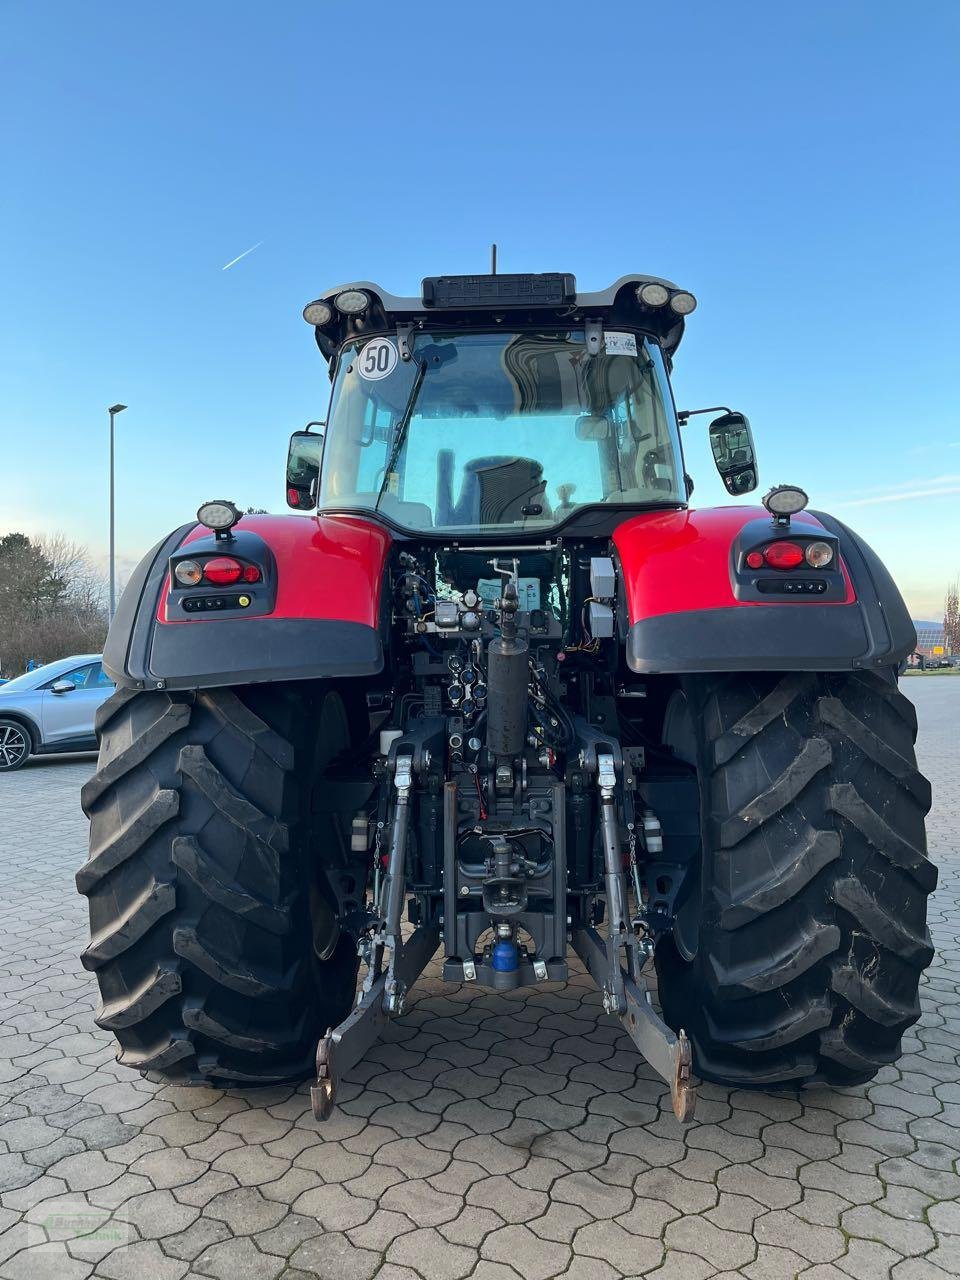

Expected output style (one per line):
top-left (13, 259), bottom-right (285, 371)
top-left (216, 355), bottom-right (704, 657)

top-left (656, 670), bottom-right (935, 1088)
top-left (0, 719), bottom-right (31, 770)
top-left (78, 683), bottom-right (365, 1084)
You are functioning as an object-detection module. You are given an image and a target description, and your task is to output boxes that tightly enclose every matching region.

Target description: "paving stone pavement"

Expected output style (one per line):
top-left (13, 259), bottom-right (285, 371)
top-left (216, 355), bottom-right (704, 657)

top-left (0, 682), bottom-right (957, 1280)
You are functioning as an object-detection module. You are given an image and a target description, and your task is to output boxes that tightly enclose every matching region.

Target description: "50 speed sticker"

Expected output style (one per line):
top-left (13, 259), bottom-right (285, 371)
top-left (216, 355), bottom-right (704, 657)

top-left (356, 338), bottom-right (398, 380)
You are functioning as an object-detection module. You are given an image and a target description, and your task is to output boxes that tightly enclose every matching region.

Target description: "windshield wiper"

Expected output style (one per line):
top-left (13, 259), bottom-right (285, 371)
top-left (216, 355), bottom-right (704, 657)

top-left (374, 359), bottom-right (427, 513)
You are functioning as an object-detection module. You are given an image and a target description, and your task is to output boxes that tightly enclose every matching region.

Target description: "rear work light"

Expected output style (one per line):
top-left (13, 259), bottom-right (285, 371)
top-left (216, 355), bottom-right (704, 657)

top-left (763, 541), bottom-right (805, 570)
top-left (203, 556), bottom-right (243, 586)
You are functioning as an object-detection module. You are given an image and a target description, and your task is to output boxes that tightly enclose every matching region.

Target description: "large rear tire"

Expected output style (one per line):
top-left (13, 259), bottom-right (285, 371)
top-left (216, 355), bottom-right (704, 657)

top-left (78, 683), bottom-right (365, 1084)
top-left (656, 670), bottom-right (935, 1088)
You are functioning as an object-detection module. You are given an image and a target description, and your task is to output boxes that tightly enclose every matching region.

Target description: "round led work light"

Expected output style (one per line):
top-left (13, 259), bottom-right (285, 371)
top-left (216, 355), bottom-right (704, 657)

top-left (197, 499), bottom-right (241, 533)
top-left (334, 289), bottom-right (370, 316)
top-left (302, 300), bottom-right (334, 326)
top-left (669, 291), bottom-right (698, 316)
top-left (637, 282), bottom-right (670, 308)
top-left (762, 485), bottom-right (809, 518)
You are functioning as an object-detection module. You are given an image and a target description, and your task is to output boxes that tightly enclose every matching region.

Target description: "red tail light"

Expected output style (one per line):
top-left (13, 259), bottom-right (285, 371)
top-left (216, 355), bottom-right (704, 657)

top-left (764, 541), bottom-right (805, 570)
top-left (203, 556), bottom-right (243, 586)
top-left (745, 550), bottom-right (764, 569)
top-left (241, 564), bottom-right (261, 583)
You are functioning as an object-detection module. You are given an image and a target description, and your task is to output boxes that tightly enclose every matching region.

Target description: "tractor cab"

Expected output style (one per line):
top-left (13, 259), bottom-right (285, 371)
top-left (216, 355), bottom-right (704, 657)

top-left (289, 273), bottom-right (756, 529)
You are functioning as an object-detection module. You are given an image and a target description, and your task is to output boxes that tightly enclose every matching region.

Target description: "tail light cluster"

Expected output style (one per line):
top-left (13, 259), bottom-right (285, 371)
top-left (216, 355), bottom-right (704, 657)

top-left (745, 540), bottom-right (834, 572)
top-left (174, 556), bottom-right (261, 588)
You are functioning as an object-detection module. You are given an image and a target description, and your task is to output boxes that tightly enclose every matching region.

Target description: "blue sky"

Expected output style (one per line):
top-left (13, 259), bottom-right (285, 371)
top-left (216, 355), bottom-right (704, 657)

top-left (1, 1), bottom-right (957, 616)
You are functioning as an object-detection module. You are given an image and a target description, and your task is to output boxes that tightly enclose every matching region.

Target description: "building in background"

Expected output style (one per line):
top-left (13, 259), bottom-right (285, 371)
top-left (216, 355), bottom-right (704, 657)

top-left (908, 619), bottom-right (951, 668)
top-left (914, 620), bottom-right (946, 655)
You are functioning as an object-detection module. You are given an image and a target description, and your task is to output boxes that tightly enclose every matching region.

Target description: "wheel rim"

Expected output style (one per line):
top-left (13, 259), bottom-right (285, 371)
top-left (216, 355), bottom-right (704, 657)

top-left (0, 725), bottom-right (28, 768)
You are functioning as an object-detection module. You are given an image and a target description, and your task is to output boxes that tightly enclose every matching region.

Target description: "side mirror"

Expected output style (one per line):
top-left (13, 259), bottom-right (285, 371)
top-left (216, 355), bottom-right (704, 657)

top-left (286, 428), bottom-right (323, 510)
top-left (708, 412), bottom-right (758, 496)
top-left (51, 680), bottom-right (76, 694)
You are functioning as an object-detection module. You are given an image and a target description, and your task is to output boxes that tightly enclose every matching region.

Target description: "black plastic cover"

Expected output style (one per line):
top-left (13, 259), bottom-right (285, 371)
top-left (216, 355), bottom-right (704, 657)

top-left (421, 273), bottom-right (576, 309)
top-left (627, 604), bottom-right (873, 674)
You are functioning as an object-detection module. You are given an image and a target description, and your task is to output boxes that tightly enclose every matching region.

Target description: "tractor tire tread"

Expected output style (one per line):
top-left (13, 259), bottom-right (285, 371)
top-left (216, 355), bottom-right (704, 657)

top-left (78, 684), bottom-right (359, 1085)
top-left (657, 670), bottom-right (934, 1089)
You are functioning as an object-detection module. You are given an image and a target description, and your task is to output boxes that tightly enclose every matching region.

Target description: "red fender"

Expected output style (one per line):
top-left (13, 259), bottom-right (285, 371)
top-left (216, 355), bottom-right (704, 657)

top-left (105, 514), bottom-right (393, 691)
top-left (612, 506), bottom-right (854, 622)
top-left (609, 506), bottom-right (919, 676)
top-left (159, 514), bottom-right (392, 625)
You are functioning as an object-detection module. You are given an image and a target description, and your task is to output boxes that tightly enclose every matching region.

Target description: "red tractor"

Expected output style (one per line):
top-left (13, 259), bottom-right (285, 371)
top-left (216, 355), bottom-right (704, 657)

top-left (78, 272), bottom-right (934, 1121)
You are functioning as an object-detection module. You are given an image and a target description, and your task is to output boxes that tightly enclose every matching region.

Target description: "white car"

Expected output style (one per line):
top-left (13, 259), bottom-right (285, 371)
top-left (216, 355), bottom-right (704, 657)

top-left (0, 655), bottom-right (114, 771)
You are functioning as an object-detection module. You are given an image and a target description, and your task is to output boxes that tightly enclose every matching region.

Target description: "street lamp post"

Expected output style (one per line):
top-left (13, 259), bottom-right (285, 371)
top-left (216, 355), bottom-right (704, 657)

top-left (108, 404), bottom-right (127, 620)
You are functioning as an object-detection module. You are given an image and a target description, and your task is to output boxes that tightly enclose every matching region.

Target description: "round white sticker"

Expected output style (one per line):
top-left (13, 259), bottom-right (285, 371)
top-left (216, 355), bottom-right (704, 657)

top-left (356, 338), bottom-right (398, 381)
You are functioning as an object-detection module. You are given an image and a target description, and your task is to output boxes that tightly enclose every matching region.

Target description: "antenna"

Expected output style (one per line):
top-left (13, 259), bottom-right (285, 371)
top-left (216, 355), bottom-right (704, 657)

top-left (490, 243), bottom-right (498, 275)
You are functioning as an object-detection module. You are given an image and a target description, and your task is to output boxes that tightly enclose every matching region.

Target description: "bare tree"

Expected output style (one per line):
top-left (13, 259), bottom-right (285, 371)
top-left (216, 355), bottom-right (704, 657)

top-left (945, 579), bottom-right (960, 656)
top-left (37, 534), bottom-right (106, 615)
top-left (0, 532), bottom-right (108, 677)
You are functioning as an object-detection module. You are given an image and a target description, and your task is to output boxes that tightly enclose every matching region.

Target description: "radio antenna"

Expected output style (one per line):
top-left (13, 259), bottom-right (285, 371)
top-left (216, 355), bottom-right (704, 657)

top-left (490, 243), bottom-right (498, 274)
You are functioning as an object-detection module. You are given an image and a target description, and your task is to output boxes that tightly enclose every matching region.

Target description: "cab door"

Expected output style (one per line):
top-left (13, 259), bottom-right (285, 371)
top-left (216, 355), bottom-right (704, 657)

top-left (40, 663), bottom-right (114, 747)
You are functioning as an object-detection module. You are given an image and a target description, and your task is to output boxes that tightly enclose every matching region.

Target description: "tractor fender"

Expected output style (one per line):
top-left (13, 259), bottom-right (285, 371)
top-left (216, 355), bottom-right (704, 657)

top-left (612, 506), bottom-right (915, 674)
top-left (104, 514), bottom-right (391, 691)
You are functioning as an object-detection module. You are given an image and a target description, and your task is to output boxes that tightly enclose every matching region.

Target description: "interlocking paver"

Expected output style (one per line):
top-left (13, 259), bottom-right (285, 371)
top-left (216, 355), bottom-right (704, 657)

top-left (663, 1213), bottom-right (757, 1270)
top-left (387, 1224), bottom-right (476, 1279)
top-left (840, 1204), bottom-right (936, 1256)
top-left (0, 1242), bottom-right (94, 1280)
top-left (288, 1230), bottom-right (380, 1280)
top-left (193, 1235), bottom-right (285, 1279)
top-left (0, 682), bottom-right (955, 1278)
top-left (96, 1239), bottom-right (189, 1280)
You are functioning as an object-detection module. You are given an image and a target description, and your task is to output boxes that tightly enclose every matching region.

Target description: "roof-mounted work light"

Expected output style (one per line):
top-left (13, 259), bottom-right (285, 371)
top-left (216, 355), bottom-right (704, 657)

top-left (303, 300), bottom-right (334, 326)
top-left (669, 291), bottom-right (698, 316)
top-left (636, 282), bottom-right (670, 308)
top-left (334, 289), bottom-right (370, 316)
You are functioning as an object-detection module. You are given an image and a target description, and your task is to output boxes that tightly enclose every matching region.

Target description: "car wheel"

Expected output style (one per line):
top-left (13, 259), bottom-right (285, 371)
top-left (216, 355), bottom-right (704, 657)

top-left (0, 720), bottom-right (31, 770)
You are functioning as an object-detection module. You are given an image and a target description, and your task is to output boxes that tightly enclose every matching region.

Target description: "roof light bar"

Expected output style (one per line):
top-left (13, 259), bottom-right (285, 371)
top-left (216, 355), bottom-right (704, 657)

top-left (421, 273), bottom-right (576, 309)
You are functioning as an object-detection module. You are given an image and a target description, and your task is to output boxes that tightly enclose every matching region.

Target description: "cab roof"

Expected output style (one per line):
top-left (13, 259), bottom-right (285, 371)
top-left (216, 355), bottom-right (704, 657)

top-left (305, 273), bottom-right (695, 367)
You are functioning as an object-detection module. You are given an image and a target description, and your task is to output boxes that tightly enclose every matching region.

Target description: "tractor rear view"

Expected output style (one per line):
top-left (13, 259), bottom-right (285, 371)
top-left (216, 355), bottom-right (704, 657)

top-left (79, 271), bottom-right (934, 1120)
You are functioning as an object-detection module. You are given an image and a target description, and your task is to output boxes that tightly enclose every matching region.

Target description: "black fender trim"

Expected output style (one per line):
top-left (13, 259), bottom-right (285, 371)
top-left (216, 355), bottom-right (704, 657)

top-left (809, 511), bottom-right (916, 663)
top-left (626, 516), bottom-right (915, 674)
top-left (103, 525), bottom-right (383, 691)
top-left (146, 618), bottom-right (383, 689)
top-left (103, 524), bottom-right (194, 686)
